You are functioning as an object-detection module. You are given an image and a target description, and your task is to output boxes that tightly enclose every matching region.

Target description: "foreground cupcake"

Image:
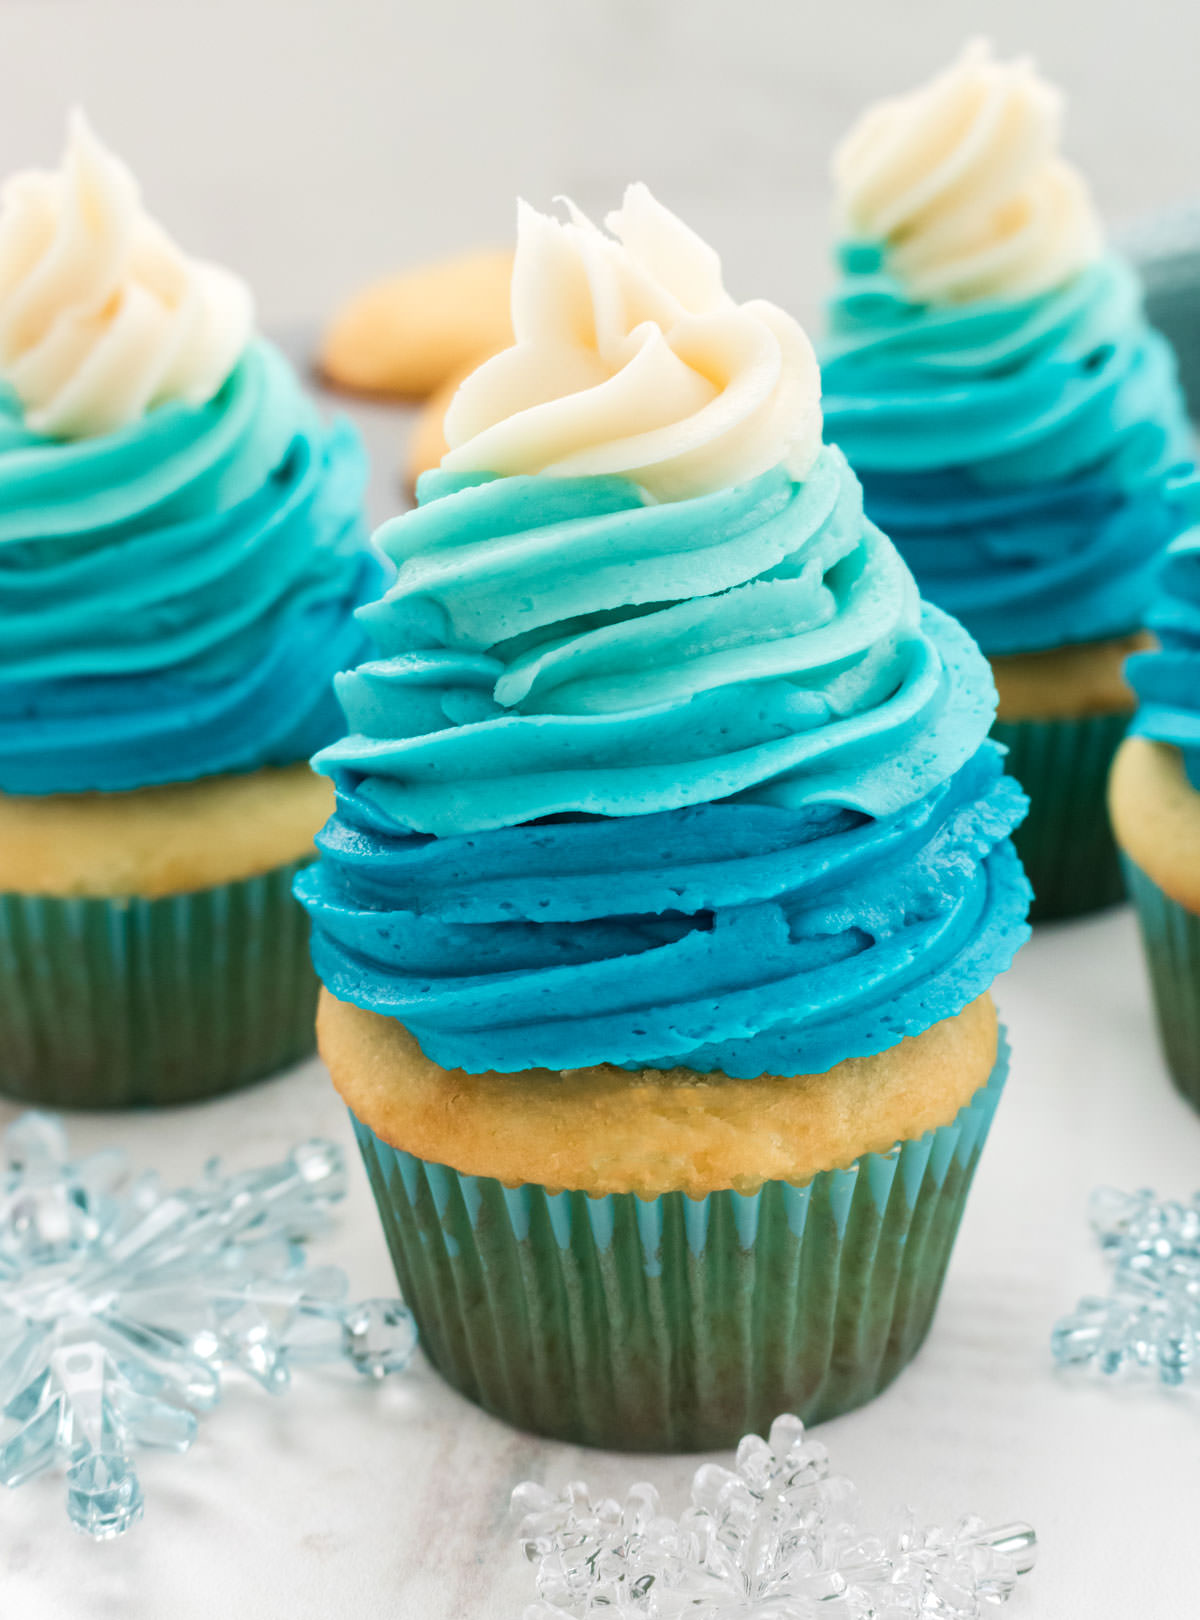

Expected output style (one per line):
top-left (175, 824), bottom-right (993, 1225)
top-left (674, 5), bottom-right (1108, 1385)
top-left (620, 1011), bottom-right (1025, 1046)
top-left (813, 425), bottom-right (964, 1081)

top-left (1112, 525), bottom-right (1200, 1109)
top-left (298, 185), bottom-right (1032, 1450)
top-left (822, 41), bottom-right (1195, 921)
top-left (0, 115), bottom-right (379, 1107)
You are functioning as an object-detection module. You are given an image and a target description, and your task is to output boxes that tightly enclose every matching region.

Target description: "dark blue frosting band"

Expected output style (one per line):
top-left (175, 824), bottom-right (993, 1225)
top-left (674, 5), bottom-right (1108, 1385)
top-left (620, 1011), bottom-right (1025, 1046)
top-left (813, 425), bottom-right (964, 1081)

top-left (297, 740), bottom-right (1028, 1077)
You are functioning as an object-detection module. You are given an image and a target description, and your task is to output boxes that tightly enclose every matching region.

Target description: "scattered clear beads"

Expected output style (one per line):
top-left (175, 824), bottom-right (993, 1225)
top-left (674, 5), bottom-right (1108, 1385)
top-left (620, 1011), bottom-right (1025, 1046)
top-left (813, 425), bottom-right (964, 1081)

top-left (513, 1413), bottom-right (1036, 1618)
top-left (1053, 1185), bottom-right (1200, 1387)
top-left (0, 1112), bottom-right (416, 1540)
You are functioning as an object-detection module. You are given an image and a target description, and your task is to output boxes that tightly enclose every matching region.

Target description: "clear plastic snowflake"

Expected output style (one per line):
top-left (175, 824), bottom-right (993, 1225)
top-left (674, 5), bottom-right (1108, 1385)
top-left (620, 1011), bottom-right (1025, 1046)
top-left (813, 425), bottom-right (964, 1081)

top-left (1052, 1185), bottom-right (1200, 1386)
top-left (0, 1111), bottom-right (416, 1540)
top-left (513, 1413), bottom-right (1037, 1619)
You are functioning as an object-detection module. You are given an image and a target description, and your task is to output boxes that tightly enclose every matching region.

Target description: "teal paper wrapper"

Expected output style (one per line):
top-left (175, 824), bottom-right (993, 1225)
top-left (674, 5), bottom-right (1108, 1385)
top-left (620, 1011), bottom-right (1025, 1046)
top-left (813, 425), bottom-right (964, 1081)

top-left (1124, 856), bottom-right (1200, 1112)
top-left (993, 710), bottom-right (1130, 922)
top-left (0, 859), bottom-right (318, 1110)
top-left (350, 1031), bottom-right (1009, 1452)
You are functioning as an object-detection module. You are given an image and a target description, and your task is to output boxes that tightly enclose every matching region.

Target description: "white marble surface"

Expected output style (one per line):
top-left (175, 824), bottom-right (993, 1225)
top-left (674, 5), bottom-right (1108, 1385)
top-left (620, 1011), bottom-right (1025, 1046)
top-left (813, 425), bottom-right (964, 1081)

top-left (4, 4), bottom-right (1200, 1613)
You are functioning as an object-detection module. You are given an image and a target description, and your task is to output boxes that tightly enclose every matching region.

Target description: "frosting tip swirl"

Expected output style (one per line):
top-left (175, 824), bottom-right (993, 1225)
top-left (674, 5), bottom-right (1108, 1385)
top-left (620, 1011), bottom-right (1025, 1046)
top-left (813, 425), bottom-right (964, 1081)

top-left (0, 110), bottom-right (254, 440)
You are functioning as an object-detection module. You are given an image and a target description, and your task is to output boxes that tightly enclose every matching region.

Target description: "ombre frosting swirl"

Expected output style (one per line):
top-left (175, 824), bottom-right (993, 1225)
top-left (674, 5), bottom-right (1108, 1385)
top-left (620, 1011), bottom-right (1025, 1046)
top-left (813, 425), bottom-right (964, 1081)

top-left (1129, 522), bottom-right (1200, 783)
top-left (299, 187), bottom-right (1029, 1080)
top-left (823, 42), bottom-right (1195, 656)
top-left (0, 120), bottom-right (376, 795)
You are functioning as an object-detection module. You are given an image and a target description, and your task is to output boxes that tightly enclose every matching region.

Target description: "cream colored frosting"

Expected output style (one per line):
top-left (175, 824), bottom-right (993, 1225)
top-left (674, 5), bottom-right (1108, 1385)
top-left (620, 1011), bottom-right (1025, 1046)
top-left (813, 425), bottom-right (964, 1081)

top-left (441, 184), bottom-right (822, 502)
top-left (0, 111), bottom-right (253, 439)
top-left (833, 39), bottom-right (1103, 304)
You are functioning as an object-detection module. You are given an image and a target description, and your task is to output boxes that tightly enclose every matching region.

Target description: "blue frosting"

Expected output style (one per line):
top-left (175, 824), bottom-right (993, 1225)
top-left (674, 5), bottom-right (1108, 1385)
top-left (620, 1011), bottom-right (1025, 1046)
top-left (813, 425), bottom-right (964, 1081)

top-left (297, 743), bottom-right (1028, 1077)
top-left (0, 340), bottom-right (380, 794)
top-left (316, 451), bottom-right (996, 833)
top-left (1129, 521), bottom-right (1200, 785)
top-left (822, 250), bottom-right (1196, 655)
top-left (299, 446), bottom-right (1031, 1078)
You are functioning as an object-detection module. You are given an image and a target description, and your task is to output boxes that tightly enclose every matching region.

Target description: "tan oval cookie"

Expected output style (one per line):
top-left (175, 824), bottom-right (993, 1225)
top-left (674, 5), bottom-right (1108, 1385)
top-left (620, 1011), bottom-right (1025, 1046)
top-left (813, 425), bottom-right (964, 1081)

top-left (320, 247), bottom-right (513, 399)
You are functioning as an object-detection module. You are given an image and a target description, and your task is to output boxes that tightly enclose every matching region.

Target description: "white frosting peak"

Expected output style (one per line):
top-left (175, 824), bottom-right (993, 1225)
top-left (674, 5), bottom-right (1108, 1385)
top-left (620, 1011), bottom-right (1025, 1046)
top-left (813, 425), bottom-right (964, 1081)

top-left (0, 111), bottom-right (254, 439)
top-left (833, 40), bottom-right (1103, 304)
top-left (442, 184), bottom-right (822, 502)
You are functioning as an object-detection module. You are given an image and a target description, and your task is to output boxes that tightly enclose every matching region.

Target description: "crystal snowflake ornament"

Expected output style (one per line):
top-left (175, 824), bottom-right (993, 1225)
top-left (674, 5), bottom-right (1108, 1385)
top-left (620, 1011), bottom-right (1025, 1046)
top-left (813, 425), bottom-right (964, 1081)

top-left (1052, 1184), bottom-right (1200, 1386)
top-left (0, 1112), bottom-right (416, 1540)
top-left (513, 1413), bottom-right (1036, 1619)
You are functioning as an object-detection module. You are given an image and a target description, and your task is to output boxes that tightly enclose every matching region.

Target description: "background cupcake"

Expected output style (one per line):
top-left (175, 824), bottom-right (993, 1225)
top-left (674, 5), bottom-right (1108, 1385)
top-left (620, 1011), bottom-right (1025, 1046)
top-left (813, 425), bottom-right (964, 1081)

top-left (1111, 523), bottom-right (1200, 1109)
top-left (0, 114), bottom-right (379, 1108)
top-left (298, 185), bottom-right (1031, 1451)
top-left (821, 41), bottom-right (1196, 922)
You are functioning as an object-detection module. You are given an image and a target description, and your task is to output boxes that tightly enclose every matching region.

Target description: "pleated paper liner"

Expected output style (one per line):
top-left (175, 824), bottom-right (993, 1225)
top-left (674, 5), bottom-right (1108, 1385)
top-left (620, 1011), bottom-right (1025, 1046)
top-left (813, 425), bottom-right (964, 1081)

top-left (351, 1030), bottom-right (1010, 1452)
top-left (993, 710), bottom-right (1130, 922)
top-left (0, 859), bottom-right (318, 1109)
top-left (1124, 856), bottom-right (1200, 1113)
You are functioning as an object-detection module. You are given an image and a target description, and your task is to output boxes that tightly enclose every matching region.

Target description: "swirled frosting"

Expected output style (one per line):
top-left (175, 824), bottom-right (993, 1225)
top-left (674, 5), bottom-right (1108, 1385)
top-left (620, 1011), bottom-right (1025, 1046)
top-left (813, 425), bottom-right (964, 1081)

top-left (0, 116), bottom-right (377, 795)
top-left (834, 39), bottom-right (1101, 305)
top-left (301, 452), bottom-right (1029, 1076)
top-left (300, 744), bottom-right (1027, 1077)
top-left (300, 187), bottom-right (1030, 1081)
top-left (318, 451), bottom-right (994, 833)
top-left (0, 113), bottom-right (253, 440)
top-left (0, 340), bottom-right (377, 794)
top-left (441, 185), bottom-right (822, 501)
top-left (823, 48), bottom-right (1195, 656)
top-left (1129, 522), bottom-right (1200, 783)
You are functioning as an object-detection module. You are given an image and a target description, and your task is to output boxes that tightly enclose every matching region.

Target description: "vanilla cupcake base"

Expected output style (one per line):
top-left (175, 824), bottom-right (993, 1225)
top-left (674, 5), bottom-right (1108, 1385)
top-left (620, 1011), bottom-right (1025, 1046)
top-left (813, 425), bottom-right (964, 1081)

top-left (1111, 736), bottom-right (1200, 1111)
top-left (326, 991), bottom-right (1007, 1449)
top-left (0, 766), bottom-right (334, 1108)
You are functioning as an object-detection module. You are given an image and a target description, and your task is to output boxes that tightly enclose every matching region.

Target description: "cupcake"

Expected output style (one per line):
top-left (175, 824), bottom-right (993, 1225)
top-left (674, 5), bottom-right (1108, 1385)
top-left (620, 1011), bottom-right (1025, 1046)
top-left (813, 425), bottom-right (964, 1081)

top-left (297, 184), bottom-right (1031, 1450)
top-left (1112, 524), bottom-right (1200, 1110)
top-left (822, 41), bottom-right (1195, 922)
top-left (0, 114), bottom-right (379, 1108)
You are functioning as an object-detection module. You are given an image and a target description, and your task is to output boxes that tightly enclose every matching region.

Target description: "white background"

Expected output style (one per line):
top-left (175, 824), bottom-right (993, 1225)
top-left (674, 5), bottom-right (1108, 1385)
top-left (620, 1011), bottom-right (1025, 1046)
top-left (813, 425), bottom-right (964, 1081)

top-left (2, 2), bottom-right (1200, 1614)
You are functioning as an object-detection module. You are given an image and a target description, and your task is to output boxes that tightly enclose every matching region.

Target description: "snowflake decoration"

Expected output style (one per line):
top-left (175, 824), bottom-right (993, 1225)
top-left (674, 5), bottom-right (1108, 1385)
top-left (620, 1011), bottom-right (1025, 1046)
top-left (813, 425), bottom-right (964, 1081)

top-left (514, 1413), bottom-right (1036, 1619)
top-left (1052, 1185), bottom-right (1200, 1387)
top-left (0, 1111), bottom-right (416, 1540)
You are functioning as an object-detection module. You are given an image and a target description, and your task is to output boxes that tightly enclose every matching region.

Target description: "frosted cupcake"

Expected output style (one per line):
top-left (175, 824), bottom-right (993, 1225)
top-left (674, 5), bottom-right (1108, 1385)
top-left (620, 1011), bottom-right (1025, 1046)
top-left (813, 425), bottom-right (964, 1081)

top-left (298, 185), bottom-right (1032, 1450)
top-left (1111, 525), bottom-right (1200, 1109)
top-left (822, 41), bottom-right (1195, 921)
top-left (0, 115), bottom-right (378, 1107)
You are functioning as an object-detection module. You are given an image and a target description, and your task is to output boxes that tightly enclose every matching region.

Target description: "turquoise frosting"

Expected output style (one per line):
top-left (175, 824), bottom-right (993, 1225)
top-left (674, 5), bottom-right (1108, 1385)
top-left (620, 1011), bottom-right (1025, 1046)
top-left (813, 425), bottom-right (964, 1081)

top-left (822, 250), bottom-right (1196, 655)
top-left (300, 447), bottom-right (1031, 1078)
top-left (1129, 519), bottom-right (1200, 784)
top-left (0, 340), bottom-right (379, 793)
top-left (317, 450), bottom-right (995, 834)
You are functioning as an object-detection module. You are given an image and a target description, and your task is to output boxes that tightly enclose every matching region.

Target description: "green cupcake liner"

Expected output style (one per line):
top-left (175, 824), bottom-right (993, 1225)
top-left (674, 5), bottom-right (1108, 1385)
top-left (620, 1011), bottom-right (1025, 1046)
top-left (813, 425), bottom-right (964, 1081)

top-left (0, 860), bottom-right (318, 1110)
top-left (349, 1030), bottom-right (1009, 1452)
top-left (992, 710), bottom-right (1131, 922)
top-left (1123, 855), bottom-right (1200, 1112)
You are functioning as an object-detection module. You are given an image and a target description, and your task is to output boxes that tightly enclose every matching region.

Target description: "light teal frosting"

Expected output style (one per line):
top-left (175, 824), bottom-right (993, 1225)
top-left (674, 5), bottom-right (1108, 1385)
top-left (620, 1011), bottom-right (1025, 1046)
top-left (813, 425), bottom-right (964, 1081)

top-left (0, 340), bottom-right (378, 793)
top-left (822, 250), bottom-right (1196, 654)
top-left (316, 446), bottom-right (995, 837)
